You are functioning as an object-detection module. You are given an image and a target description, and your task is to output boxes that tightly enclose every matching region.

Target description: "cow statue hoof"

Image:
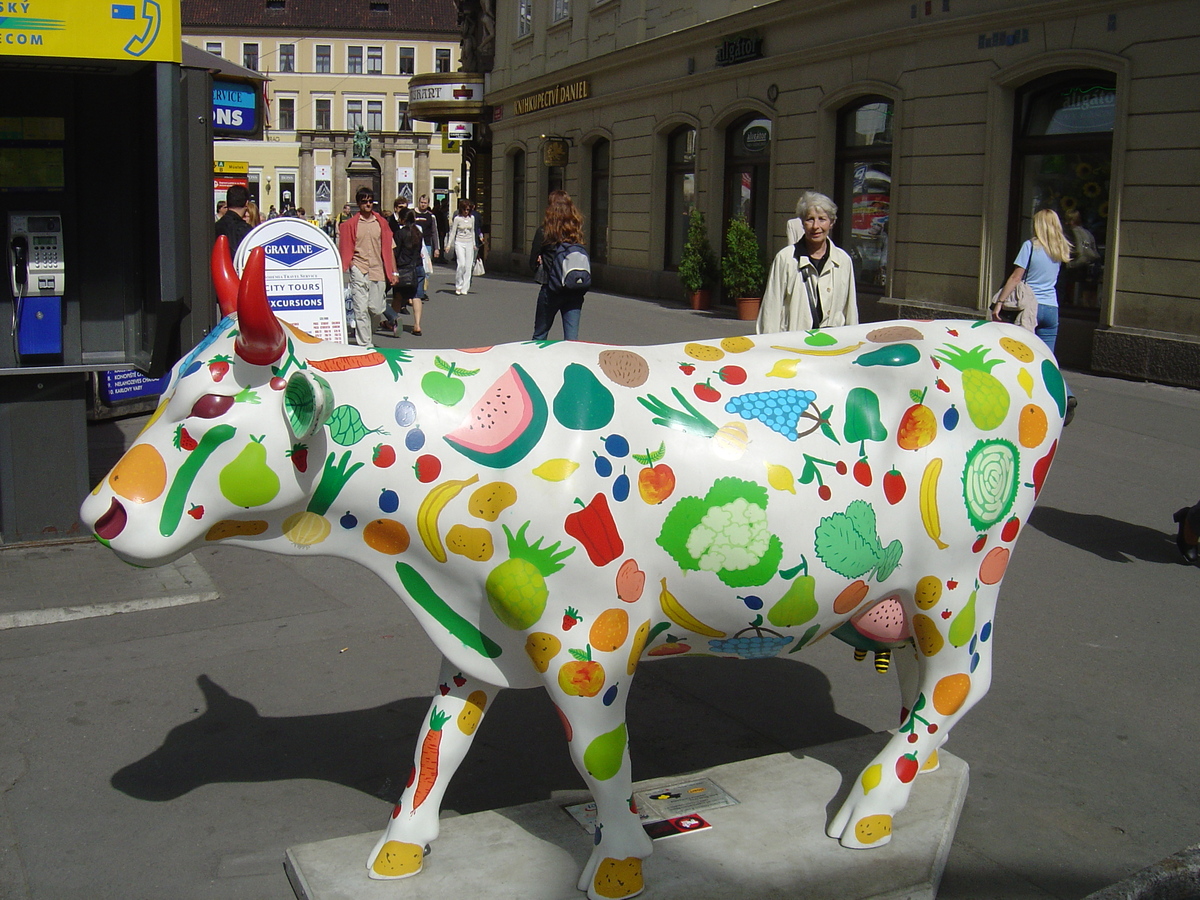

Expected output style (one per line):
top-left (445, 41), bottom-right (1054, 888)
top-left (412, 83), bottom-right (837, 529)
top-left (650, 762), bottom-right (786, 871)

top-left (81, 242), bottom-right (1066, 897)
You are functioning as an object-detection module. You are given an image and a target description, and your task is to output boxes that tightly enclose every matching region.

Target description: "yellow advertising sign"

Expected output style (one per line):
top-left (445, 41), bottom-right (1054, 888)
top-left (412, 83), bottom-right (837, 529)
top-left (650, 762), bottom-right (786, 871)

top-left (0, 0), bottom-right (182, 64)
top-left (214, 160), bottom-right (249, 175)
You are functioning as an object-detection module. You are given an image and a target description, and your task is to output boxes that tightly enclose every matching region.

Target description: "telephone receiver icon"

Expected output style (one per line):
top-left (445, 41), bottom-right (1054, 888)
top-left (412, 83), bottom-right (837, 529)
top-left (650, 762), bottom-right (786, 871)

top-left (124, 0), bottom-right (161, 58)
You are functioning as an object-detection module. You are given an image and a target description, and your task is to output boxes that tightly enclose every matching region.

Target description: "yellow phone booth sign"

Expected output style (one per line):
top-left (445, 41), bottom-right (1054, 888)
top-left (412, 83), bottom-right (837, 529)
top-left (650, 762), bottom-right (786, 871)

top-left (0, 0), bottom-right (182, 64)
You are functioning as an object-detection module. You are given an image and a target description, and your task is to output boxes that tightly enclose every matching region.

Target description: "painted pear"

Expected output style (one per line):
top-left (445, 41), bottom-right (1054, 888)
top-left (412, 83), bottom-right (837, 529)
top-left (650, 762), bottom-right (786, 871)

top-left (948, 588), bottom-right (977, 648)
top-left (767, 557), bottom-right (818, 627)
top-left (553, 363), bottom-right (614, 431)
top-left (219, 436), bottom-right (280, 508)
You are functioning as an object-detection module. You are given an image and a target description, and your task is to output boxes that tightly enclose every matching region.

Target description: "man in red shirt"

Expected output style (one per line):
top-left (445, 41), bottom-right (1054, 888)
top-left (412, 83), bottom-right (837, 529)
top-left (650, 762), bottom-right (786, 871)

top-left (339, 187), bottom-right (396, 348)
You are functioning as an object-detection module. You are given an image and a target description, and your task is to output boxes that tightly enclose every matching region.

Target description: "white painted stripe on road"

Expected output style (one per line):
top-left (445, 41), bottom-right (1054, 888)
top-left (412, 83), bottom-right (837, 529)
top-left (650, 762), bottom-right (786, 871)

top-left (0, 589), bottom-right (220, 630)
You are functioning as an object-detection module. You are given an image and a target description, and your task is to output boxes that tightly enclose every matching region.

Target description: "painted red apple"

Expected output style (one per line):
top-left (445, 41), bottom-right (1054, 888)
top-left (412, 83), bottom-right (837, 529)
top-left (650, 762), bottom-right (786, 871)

top-left (638, 463), bottom-right (676, 504)
top-left (1001, 516), bottom-right (1020, 542)
top-left (1032, 440), bottom-right (1058, 498)
top-left (882, 467), bottom-right (906, 504)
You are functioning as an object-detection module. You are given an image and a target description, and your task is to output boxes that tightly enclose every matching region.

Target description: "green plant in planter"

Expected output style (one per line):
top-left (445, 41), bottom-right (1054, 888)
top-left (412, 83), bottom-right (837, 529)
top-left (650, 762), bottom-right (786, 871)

top-left (678, 209), bottom-right (718, 294)
top-left (722, 215), bottom-right (767, 299)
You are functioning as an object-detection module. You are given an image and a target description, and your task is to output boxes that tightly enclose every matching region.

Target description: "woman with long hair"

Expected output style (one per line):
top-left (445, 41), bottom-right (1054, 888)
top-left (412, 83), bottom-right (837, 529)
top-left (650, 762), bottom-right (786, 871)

top-left (446, 198), bottom-right (478, 294)
top-left (242, 200), bottom-right (261, 228)
top-left (392, 209), bottom-right (425, 336)
top-left (528, 189), bottom-right (587, 340)
top-left (991, 207), bottom-right (1077, 421)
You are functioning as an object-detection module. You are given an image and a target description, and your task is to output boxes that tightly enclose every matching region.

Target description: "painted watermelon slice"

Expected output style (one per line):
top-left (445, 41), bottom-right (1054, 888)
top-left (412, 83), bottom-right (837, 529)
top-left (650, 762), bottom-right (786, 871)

top-left (850, 594), bottom-right (911, 642)
top-left (444, 364), bottom-right (548, 468)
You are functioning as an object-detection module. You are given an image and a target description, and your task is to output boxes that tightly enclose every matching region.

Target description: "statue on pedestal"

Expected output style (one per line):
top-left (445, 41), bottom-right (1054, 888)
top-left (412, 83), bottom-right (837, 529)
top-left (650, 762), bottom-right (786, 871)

top-left (352, 126), bottom-right (371, 159)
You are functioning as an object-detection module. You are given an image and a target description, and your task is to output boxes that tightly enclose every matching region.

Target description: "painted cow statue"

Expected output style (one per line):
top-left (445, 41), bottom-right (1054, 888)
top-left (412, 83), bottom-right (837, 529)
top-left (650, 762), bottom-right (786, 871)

top-left (81, 245), bottom-right (1065, 900)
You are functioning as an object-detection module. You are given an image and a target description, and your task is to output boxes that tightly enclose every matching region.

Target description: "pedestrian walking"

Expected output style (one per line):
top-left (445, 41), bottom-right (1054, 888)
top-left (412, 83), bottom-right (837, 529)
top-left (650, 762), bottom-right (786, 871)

top-left (338, 187), bottom-right (396, 349)
top-left (529, 189), bottom-right (589, 341)
top-left (446, 199), bottom-right (479, 295)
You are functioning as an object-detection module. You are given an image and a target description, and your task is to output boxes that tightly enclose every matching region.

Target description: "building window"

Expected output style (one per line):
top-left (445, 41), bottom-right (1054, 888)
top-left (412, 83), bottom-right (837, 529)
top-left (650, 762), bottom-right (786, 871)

top-left (511, 150), bottom-right (526, 251)
top-left (834, 97), bottom-right (893, 292)
top-left (1010, 71), bottom-right (1116, 315)
top-left (315, 99), bottom-right (331, 131)
top-left (723, 114), bottom-right (772, 254)
top-left (277, 98), bottom-right (295, 130)
top-left (278, 43), bottom-right (295, 72)
top-left (435, 49), bottom-right (451, 73)
top-left (517, 0), bottom-right (532, 38)
top-left (279, 172), bottom-right (296, 213)
top-left (367, 100), bottom-right (383, 132)
top-left (205, 41), bottom-right (222, 57)
top-left (665, 126), bottom-right (697, 269)
top-left (399, 47), bottom-right (415, 75)
top-left (348, 46), bottom-right (363, 74)
top-left (590, 140), bottom-right (610, 264)
top-left (347, 100), bottom-right (363, 131)
top-left (315, 45), bottom-right (330, 73)
top-left (553, 0), bottom-right (570, 21)
top-left (367, 46), bottom-right (383, 75)
top-left (398, 100), bottom-right (412, 132)
top-left (243, 43), bottom-right (259, 70)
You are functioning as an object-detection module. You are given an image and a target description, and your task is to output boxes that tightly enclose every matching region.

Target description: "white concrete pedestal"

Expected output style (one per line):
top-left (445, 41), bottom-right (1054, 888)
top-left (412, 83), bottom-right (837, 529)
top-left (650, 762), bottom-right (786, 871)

top-left (286, 733), bottom-right (968, 900)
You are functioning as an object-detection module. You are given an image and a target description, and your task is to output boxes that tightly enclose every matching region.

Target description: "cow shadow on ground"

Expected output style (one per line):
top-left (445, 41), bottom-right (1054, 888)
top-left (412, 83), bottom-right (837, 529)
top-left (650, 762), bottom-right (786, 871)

top-left (111, 659), bottom-right (873, 814)
top-left (1028, 505), bottom-right (1181, 564)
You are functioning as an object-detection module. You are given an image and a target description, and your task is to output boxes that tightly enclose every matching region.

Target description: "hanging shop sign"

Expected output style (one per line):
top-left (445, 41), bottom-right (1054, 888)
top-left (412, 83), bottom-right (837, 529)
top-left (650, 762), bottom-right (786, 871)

top-left (212, 79), bottom-right (261, 137)
top-left (716, 33), bottom-right (764, 67)
top-left (513, 80), bottom-right (590, 116)
top-left (543, 138), bottom-right (570, 167)
top-left (408, 73), bottom-right (485, 123)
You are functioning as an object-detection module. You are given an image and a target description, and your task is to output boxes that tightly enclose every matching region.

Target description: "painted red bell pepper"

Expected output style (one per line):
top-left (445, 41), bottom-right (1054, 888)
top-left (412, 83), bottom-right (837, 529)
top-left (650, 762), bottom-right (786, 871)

top-left (565, 493), bottom-right (624, 567)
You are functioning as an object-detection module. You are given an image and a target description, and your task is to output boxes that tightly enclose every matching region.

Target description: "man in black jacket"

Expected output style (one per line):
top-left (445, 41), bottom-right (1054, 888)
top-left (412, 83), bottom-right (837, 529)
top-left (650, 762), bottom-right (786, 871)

top-left (214, 184), bottom-right (252, 260)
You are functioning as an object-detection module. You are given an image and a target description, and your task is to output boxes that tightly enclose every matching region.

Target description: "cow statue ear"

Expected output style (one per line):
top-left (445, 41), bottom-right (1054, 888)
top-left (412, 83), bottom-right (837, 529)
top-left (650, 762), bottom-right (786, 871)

top-left (284, 370), bottom-right (334, 439)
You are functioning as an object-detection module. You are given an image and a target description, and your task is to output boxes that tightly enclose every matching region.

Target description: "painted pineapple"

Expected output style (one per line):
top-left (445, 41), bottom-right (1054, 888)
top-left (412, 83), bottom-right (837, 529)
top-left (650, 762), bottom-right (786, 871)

top-left (935, 344), bottom-right (1011, 430)
top-left (485, 522), bottom-right (575, 629)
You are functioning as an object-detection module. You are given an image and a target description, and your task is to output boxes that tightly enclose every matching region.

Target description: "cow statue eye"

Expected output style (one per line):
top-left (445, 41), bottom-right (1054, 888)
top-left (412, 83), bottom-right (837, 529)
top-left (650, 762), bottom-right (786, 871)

top-left (191, 394), bottom-right (235, 419)
top-left (284, 370), bottom-right (335, 438)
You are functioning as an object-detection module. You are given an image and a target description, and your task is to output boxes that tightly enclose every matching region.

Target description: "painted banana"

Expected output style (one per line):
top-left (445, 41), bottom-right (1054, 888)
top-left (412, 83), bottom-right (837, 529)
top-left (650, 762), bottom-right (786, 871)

top-left (417, 474), bottom-right (480, 562)
top-left (920, 458), bottom-right (950, 549)
top-left (770, 341), bottom-right (865, 357)
top-left (658, 577), bottom-right (727, 638)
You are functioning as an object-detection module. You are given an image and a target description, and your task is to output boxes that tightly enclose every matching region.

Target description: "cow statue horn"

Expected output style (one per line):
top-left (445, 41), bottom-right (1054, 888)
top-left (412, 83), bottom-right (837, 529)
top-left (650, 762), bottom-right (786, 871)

top-left (210, 237), bottom-right (240, 318)
top-left (234, 247), bottom-right (286, 365)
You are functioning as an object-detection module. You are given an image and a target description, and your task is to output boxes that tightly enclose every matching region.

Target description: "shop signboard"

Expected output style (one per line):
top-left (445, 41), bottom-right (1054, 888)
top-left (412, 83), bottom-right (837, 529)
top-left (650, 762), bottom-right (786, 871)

top-left (212, 80), bottom-right (259, 136)
top-left (0, 0), bottom-right (182, 64)
top-left (235, 218), bottom-right (347, 343)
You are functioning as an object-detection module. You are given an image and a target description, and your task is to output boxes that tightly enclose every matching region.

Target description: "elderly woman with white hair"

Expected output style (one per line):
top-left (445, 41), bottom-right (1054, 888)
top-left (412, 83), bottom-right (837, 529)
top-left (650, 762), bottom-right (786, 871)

top-left (757, 190), bottom-right (858, 333)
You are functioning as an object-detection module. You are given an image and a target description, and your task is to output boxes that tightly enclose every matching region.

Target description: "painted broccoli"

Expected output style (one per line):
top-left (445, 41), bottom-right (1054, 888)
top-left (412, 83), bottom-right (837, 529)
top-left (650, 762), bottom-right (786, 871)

top-left (657, 477), bottom-right (783, 587)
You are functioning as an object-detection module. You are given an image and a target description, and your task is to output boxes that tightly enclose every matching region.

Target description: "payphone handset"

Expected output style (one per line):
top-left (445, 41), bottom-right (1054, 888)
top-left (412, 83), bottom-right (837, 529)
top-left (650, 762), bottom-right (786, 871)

top-left (8, 212), bottom-right (65, 360)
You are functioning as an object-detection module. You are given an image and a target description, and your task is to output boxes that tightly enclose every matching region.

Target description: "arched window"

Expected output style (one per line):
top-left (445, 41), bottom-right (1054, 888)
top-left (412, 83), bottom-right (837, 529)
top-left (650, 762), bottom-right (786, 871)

top-left (510, 150), bottom-right (526, 253)
top-left (723, 114), bottom-right (771, 249)
top-left (1010, 71), bottom-right (1115, 314)
top-left (664, 126), bottom-right (696, 269)
top-left (834, 96), bottom-right (893, 291)
top-left (590, 139), bottom-right (610, 263)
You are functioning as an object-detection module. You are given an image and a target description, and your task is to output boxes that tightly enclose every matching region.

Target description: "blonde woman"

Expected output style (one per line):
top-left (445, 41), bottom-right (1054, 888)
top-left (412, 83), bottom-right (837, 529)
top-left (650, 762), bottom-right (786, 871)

top-left (991, 207), bottom-right (1076, 421)
top-left (243, 200), bottom-right (261, 228)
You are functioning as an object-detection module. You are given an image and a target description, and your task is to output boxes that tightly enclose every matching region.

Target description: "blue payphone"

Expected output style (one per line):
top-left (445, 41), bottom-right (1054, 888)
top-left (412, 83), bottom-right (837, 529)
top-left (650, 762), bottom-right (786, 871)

top-left (8, 212), bottom-right (66, 360)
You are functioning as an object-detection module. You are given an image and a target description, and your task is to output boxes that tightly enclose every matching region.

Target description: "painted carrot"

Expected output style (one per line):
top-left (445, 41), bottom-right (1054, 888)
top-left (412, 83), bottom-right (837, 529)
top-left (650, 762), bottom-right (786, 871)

top-left (308, 351), bottom-right (386, 372)
top-left (413, 708), bottom-right (453, 810)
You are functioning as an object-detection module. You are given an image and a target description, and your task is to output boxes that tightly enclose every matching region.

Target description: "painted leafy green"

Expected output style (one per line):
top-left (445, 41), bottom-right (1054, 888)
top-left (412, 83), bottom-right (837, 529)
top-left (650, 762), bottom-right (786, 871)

top-left (814, 500), bottom-right (903, 582)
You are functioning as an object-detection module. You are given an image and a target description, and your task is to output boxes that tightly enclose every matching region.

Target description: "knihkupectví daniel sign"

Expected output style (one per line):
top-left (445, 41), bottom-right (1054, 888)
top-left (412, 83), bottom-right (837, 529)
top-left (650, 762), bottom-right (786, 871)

top-left (0, 0), bottom-right (182, 63)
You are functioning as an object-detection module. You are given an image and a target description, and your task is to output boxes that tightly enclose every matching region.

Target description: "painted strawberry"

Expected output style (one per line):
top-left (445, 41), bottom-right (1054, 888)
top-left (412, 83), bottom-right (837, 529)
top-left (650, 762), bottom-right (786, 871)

top-left (882, 467), bottom-right (906, 505)
top-left (453, 673), bottom-right (467, 687)
top-left (896, 753), bottom-right (919, 784)
top-left (562, 607), bottom-right (581, 630)
top-left (678, 362), bottom-right (696, 375)
top-left (853, 458), bottom-right (872, 487)
top-left (173, 424), bottom-right (198, 451)
top-left (187, 504), bottom-right (204, 520)
top-left (208, 355), bottom-right (232, 382)
top-left (372, 443), bottom-right (397, 468)
top-left (287, 442), bottom-right (309, 473)
top-left (438, 683), bottom-right (451, 696)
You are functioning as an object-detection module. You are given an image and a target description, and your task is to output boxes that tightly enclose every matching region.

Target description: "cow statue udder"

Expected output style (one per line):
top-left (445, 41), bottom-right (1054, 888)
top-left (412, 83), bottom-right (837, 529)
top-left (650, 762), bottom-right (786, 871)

top-left (80, 245), bottom-right (1064, 899)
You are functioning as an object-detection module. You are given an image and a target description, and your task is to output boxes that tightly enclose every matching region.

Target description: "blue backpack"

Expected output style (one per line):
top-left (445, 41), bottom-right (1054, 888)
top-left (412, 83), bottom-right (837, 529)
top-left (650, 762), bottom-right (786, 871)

top-left (547, 242), bottom-right (591, 293)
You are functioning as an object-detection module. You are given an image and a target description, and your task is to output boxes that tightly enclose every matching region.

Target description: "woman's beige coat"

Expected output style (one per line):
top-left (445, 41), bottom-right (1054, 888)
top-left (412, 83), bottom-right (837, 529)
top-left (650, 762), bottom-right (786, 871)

top-left (756, 239), bottom-right (858, 333)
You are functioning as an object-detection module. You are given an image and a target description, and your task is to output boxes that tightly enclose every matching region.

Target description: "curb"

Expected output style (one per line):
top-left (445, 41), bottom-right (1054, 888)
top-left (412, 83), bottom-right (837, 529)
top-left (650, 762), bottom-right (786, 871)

top-left (1083, 845), bottom-right (1200, 900)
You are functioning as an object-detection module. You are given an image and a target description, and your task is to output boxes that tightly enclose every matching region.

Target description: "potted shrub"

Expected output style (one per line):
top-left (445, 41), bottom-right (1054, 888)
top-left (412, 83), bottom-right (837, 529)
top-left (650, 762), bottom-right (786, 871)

top-left (678, 208), bottom-right (718, 310)
top-left (721, 215), bottom-right (767, 320)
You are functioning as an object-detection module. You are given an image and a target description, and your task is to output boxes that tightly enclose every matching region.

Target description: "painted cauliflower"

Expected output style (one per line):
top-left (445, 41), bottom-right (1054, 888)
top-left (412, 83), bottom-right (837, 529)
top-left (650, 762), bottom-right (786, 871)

top-left (657, 477), bottom-right (782, 587)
